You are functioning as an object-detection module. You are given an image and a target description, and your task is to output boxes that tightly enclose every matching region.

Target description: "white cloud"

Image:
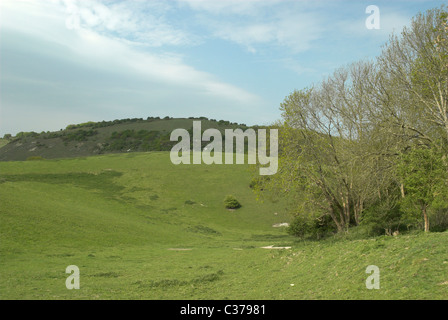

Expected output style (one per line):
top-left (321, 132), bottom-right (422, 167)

top-left (191, 6), bottom-right (324, 54)
top-left (0, 0), bottom-right (267, 134)
top-left (0, 0), bottom-right (261, 103)
top-left (212, 18), bottom-right (321, 54)
top-left (62, 0), bottom-right (196, 47)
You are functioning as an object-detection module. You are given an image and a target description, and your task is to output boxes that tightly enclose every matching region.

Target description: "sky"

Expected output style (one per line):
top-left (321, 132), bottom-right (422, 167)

top-left (0, 0), bottom-right (445, 136)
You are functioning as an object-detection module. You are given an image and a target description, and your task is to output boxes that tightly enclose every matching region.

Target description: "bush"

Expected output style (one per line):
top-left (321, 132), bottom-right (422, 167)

top-left (287, 215), bottom-right (312, 238)
top-left (224, 195), bottom-right (241, 209)
top-left (429, 208), bottom-right (448, 232)
top-left (16, 131), bottom-right (39, 139)
top-left (360, 200), bottom-right (418, 236)
top-left (62, 129), bottom-right (98, 142)
top-left (287, 214), bottom-right (335, 240)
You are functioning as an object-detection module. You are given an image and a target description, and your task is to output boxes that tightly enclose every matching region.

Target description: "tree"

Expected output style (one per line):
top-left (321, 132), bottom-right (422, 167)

top-left (377, 5), bottom-right (448, 151)
top-left (397, 147), bottom-right (448, 232)
top-left (254, 5), bottom-right (448, 237)
top-left (267, 61), bottom-right (388, 233)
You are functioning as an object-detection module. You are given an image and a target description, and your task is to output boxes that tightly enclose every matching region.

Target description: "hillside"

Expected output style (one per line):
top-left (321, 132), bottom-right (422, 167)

top-left (0, 117), bottom-right (253, 161)
top-left (0, 151), bottom-right (447, 299)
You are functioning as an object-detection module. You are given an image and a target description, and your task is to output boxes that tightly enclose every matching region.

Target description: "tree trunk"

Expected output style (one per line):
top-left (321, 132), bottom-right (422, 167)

top-left (328, 206), bottom-right (344, 233)
top-left (354, 199), bottom-right (363, 226)
top-left (422, 204), bottom-right (430, 232)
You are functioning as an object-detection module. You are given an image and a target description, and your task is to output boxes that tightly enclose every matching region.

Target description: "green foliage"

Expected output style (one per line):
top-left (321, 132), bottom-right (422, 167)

top-left (360, 201), bottom-right (416, 236)
top-left (287, 214), bottom-right (335, 240)
top-left (62, 129), bottom-right (98, 142)
top-left (66, 118), bottom-right (145, 130)
top-left (223, 195), bottom-right (241, 209)
top-left (42, 129), bottom-right (98, 142)
top-left (397, 148), bottom-right (447, 207)
top-left (15, 131), bottom-right (39, 139)
top-left (397, 147), bottom-right (448, 231)
top-left (287, 215), bottom-right (312, 238)
top-left (66, 121), bottom-right (96, 130)
top-left (430, 208), bottom-right (448, 232)
top-left (249, 176), bottom-right (270, 190)
top-left (43, 132), bottom-right (64, 139)
top-left (105, 129), bottom-right (173, 152)
top-left (256, 5), bottom-right (448, 236)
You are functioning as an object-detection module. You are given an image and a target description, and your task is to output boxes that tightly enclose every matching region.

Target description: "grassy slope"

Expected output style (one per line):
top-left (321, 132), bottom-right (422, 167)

top-left (0, 152), bottom-right (447, 299)
top-left (0, 139), bottom-right (8, 149)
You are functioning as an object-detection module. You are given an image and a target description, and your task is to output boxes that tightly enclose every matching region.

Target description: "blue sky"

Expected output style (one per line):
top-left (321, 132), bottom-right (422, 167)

top-left (0, 0), bottom-right (445, 135)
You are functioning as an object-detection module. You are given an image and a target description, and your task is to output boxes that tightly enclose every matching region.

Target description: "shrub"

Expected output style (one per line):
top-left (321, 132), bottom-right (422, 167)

top-left (16, 131), bottom-right (39, 139)
top-left (360, 200), bottom-right (416, 236)
top-left (429, 208), bottom-right (448, 232)
top-left (62, 129), bottom-right (98, 142)
top-left (224, 195), bottom-right (241, 209)
top-left (287, 214), bottom-right (335, 239)
top-left (287, 215), bottom-right (312, 238)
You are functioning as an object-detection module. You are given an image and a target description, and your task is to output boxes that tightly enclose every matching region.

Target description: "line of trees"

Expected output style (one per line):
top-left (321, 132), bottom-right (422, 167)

top-left (104, 129), bottom-right (172, 151)
top-left (255, 6), bottom-right (448, 237)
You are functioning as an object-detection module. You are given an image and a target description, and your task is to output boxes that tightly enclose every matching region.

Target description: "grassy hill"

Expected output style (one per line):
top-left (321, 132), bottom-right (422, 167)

top-left (0, 151), bottom-right (447, 299)
top-left (0, 138), bottom-right (9, 149)
top-left (0, 117), bottom-right (253, 161)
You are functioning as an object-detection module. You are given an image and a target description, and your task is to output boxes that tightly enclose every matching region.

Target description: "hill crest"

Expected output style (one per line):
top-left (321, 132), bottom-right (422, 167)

top-left (0, 117), bottom-right (256, 161)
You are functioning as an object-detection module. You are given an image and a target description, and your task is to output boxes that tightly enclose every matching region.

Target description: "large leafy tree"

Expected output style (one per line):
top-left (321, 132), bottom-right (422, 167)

top-left (397, 147), bottom-right (448, 232)
top-left (268, 61), bottom-right (390, 233)
top-left (256, 5), bottom-right (448, 236)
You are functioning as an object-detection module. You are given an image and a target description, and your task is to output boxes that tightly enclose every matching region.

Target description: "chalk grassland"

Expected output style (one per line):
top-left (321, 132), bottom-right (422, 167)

top-left (0, 152), bottom-right (447, 299)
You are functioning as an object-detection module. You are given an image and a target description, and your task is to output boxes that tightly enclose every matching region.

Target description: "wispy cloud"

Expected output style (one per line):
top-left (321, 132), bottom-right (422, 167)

top-left (63, 0), bottom-right (197, 47)
top-left (1, 0), bottom-right (442, 135)
top-left (0, 0), bottom-right (266, 134)
top-left (209, 14), bottom-right (322, 54)
top-left (181, 0), bottom-right (324, 54)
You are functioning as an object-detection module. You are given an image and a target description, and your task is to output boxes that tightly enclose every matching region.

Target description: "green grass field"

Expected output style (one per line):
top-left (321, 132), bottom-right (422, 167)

top-left (0, 152), bottom-right (447, 299)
